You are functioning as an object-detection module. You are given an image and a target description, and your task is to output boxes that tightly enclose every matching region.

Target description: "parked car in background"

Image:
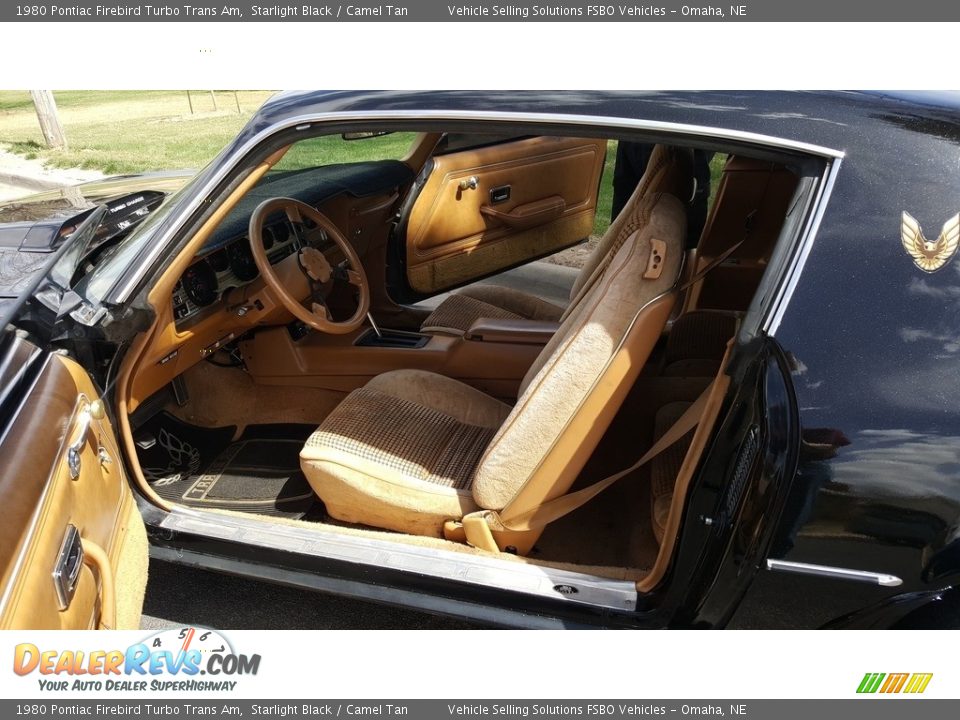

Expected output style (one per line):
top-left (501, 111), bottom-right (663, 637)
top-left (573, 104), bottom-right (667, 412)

top-left (3, 90), bottom-right (960, 630)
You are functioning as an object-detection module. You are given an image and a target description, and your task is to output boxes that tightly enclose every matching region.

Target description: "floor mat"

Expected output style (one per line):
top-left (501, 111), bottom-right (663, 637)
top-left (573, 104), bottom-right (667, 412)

top-left (136, 413), bottom-right (316, 518)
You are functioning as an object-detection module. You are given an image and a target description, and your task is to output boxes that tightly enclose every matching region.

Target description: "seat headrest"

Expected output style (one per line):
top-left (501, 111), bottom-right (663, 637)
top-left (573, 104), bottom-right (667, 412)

top-left (641, 144), bottom-right (697, 203)
top-left (568, 145), bottom-right (695, 305)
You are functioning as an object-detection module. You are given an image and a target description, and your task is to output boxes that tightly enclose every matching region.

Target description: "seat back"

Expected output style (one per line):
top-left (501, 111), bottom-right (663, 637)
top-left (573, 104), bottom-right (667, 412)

top-left (565, 144), bottom-right (695, 317)
top-left (471, 190), bottom-right (688, 553)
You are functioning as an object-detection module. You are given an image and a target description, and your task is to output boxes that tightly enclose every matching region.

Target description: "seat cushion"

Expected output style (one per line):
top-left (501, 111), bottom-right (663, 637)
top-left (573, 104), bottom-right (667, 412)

top-left (300, 370), bottom-right (510, 537)
top-left (421, 285), bottom-right (565, 335)
top-left (650, 401), bottom-right (695, 544)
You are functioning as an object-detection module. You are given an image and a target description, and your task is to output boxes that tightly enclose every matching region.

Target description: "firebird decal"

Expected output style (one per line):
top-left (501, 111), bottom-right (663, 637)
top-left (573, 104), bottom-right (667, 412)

top-left (901, 211), bottom-right (960, 272)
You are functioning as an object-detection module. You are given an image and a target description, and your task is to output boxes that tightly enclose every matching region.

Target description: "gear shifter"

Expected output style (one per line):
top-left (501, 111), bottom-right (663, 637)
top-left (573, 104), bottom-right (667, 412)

top-left (366, 312), bottom-right (383, 339)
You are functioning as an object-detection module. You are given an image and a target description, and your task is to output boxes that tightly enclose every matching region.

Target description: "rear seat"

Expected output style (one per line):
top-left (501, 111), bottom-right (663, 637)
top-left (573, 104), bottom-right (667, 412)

top-left (650, 401), bottom-right (695, 544)
top-left (661, 309), bottom-right (740, 377)
top-left (649, 309), bottom-right (739, 544)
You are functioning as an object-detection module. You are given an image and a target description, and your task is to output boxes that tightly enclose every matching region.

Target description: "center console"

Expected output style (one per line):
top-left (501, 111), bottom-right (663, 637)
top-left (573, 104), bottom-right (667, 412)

top-left (239, 318), bottom-right (560, 400)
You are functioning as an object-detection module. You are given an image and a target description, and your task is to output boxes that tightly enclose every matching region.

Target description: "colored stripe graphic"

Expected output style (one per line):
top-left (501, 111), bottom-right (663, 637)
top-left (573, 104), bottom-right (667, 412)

top-left (903, 674), bottom-right (933, 694)
top-left (880, 673), bottom-right (909, 693)
top-left (857, 673), bottom-right (885, 693)
top-left (857, 672), bottom-right (932, 694)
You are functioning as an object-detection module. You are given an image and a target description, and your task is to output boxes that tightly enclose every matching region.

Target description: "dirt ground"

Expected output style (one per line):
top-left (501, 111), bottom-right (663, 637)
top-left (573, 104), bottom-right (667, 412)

top-left (543, 236), bottom-right (599, 269)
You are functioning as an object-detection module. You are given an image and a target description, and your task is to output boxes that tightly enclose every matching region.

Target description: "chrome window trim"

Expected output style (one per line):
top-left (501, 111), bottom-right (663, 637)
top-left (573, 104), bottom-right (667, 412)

top-left (761, 155), bottom-right (842, 334)
top-left (766, 558), bottom-right (902, 587)
top-left (160, 506), bottom-right (639, 612)
top-left (112, 108), bottom-right (844, 304)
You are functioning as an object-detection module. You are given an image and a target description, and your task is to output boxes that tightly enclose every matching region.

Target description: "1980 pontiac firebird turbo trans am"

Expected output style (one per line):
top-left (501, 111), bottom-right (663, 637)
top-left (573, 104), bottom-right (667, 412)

top-left (3, 90), bottom-right (960, 630)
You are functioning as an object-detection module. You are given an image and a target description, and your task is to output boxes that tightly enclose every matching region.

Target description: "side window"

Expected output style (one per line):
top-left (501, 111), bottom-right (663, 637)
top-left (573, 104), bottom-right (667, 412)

top-left (434, 133), bottom-right (531, 155)
top-left (271, 132), bottom-right (418, 173)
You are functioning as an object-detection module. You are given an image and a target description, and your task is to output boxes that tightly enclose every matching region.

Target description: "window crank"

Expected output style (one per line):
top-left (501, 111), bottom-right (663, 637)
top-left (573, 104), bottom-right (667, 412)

top-left (458, 176), bottom-right (479, 191)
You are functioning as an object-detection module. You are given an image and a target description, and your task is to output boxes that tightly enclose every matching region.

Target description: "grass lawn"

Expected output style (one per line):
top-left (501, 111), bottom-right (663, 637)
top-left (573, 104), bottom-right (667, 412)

top-left (0, 90), bottom-right (275, 175)
top-left (0, 91), bottom-right (726, 236)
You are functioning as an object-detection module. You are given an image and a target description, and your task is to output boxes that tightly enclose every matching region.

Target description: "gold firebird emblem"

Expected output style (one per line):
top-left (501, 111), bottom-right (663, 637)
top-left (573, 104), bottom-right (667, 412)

top-left (901, 211), bottom-right (960, 272)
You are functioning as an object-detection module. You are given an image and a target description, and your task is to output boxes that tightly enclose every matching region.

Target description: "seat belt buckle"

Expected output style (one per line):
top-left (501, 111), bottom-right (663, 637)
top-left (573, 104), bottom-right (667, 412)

top-left (461, 512), bottom-right (500, 553)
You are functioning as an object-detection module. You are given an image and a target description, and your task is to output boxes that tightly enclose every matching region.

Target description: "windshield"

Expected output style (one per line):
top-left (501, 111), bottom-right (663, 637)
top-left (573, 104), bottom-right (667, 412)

top-left (77, 171), bottom-right (202, 303)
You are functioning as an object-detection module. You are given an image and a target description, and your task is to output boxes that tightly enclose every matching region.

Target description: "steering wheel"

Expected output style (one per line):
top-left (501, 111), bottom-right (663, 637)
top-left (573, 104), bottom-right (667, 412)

top-left (249, 197), bottom-right (370, 334)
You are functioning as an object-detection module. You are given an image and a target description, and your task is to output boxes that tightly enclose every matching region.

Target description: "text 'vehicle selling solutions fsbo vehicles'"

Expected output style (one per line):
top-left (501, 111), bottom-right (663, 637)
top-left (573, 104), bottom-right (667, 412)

top-left (3, 90), bottom-right (960, 630)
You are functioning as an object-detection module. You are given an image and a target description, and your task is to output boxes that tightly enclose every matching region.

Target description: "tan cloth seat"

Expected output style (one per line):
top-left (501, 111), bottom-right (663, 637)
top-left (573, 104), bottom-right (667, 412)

top-left (420, 144), bottom-right (696, 335)
top-left (302, 183), bottom-right (689, 553)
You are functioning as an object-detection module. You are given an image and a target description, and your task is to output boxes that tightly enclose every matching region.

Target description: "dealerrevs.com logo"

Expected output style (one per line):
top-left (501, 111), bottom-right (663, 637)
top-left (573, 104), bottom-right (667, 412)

top-left (857, 673), bottom-right (933, 694)
top-left (13, 627), bottom-right (261, 692)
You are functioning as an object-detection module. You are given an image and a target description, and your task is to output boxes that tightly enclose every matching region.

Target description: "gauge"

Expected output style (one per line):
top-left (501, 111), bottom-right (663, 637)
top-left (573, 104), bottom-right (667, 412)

top-left (228, 239), bottom-right (259, 282)
top-left (208, 248), bottom-right (229, 272)
top-left (272, 222), bottom-right (289, 244)
top-left (262, 226), bottom-right (275, 250)
top-left (181, 260), bottom-right (219, 307)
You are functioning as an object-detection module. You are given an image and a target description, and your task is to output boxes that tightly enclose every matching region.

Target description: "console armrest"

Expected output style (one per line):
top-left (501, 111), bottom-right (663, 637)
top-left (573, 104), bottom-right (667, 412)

top-left (464, 318), bottom-right (560, 345)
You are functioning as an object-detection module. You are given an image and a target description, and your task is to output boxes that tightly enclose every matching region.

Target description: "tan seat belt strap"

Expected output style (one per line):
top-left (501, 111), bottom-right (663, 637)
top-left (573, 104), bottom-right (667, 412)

top-left (497, 381), bottom-right (714, 532)
top-left (678, 238), bottom-right (744, 293)
top-left (679, 206), bottom-right (757, 293)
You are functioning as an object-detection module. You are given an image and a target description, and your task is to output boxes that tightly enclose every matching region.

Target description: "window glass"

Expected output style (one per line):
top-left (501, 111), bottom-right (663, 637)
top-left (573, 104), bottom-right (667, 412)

top-left (270, 132), bottom-right (418, 172)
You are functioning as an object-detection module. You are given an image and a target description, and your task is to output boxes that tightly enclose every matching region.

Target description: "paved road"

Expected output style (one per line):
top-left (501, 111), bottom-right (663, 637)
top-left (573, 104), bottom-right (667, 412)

top-left (141, 559), bottom-right (481, 631)
top-left (0, 181), bottom-right (29, 202)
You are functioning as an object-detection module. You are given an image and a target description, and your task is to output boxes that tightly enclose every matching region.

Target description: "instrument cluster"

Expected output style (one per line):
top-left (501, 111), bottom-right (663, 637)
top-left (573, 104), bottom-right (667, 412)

top-left (172, 220), bottom-right (301, 324)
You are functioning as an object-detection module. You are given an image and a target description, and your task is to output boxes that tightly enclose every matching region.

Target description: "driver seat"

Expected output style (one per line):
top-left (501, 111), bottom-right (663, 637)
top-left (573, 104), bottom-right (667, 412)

top-left (300, 180), bottom-right (688, 554)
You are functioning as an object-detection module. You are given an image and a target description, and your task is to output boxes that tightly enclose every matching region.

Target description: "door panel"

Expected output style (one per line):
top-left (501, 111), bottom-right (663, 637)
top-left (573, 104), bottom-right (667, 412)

top-left (406, 136), bottom-right (606, 294)
top-left (0, 334), bottom-right (147, 629)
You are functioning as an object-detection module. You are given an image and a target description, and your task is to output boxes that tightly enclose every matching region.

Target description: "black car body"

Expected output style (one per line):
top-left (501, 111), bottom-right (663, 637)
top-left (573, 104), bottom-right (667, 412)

top-left (3, 90), bottom-right (960, 630)
top-left (0, 172), bottom-right (190, 301)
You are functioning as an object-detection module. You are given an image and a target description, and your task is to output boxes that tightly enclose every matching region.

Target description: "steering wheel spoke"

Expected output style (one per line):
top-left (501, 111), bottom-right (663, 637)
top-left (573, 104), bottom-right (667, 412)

top-left (249, 197), bottom-right (370, 335)
top-left (311, 300), bottom-right (333, 321)
top-left (284, 203), bottom-right (304, 226)
top-left (332, 260), bottom-right (364, 287)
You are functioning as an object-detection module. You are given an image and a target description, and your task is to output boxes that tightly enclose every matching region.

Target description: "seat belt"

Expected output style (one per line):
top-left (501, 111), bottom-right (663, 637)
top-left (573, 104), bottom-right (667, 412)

top-left (486, 232), bottom-right (748, 534)
top-left (463, 222), bottom-right (750, 545)
top-left (677, 236), bottom-right (744, 293)
top-left (495, 379), bottom-right (714, 532)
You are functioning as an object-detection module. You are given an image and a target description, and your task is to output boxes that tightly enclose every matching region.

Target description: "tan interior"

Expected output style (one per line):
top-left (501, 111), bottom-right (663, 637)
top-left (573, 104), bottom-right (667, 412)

top-left (684, 155), bottom-right (799, 314)
top-left (406, 136), bottom-right (607, 294)
top-left (112, 134), bottom-right (798, 606)
top-left (301, 188), bottom-right (688, 554)
top-left (239, 323), bottom-right (547, 398)
top-left (0, 340), bottom-right (147, 630)
top-left (421, 143), bottom-right (697, 335)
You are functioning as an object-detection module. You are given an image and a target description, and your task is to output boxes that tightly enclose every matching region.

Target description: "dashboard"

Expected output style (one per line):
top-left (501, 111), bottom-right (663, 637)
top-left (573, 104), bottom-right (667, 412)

top-left (172, 217), bottom-right (304, 324)
top-left (132, 160), bottom-right (417, 412)
top-left (169, 160), bottom-right (416, 328)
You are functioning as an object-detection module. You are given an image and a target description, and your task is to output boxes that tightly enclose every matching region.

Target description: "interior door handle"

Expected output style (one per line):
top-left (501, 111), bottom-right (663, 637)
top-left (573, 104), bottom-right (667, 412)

top-left (81, 538), bottom-right (116, 630)
top-left (67, 398), bottom-right (106, 480)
